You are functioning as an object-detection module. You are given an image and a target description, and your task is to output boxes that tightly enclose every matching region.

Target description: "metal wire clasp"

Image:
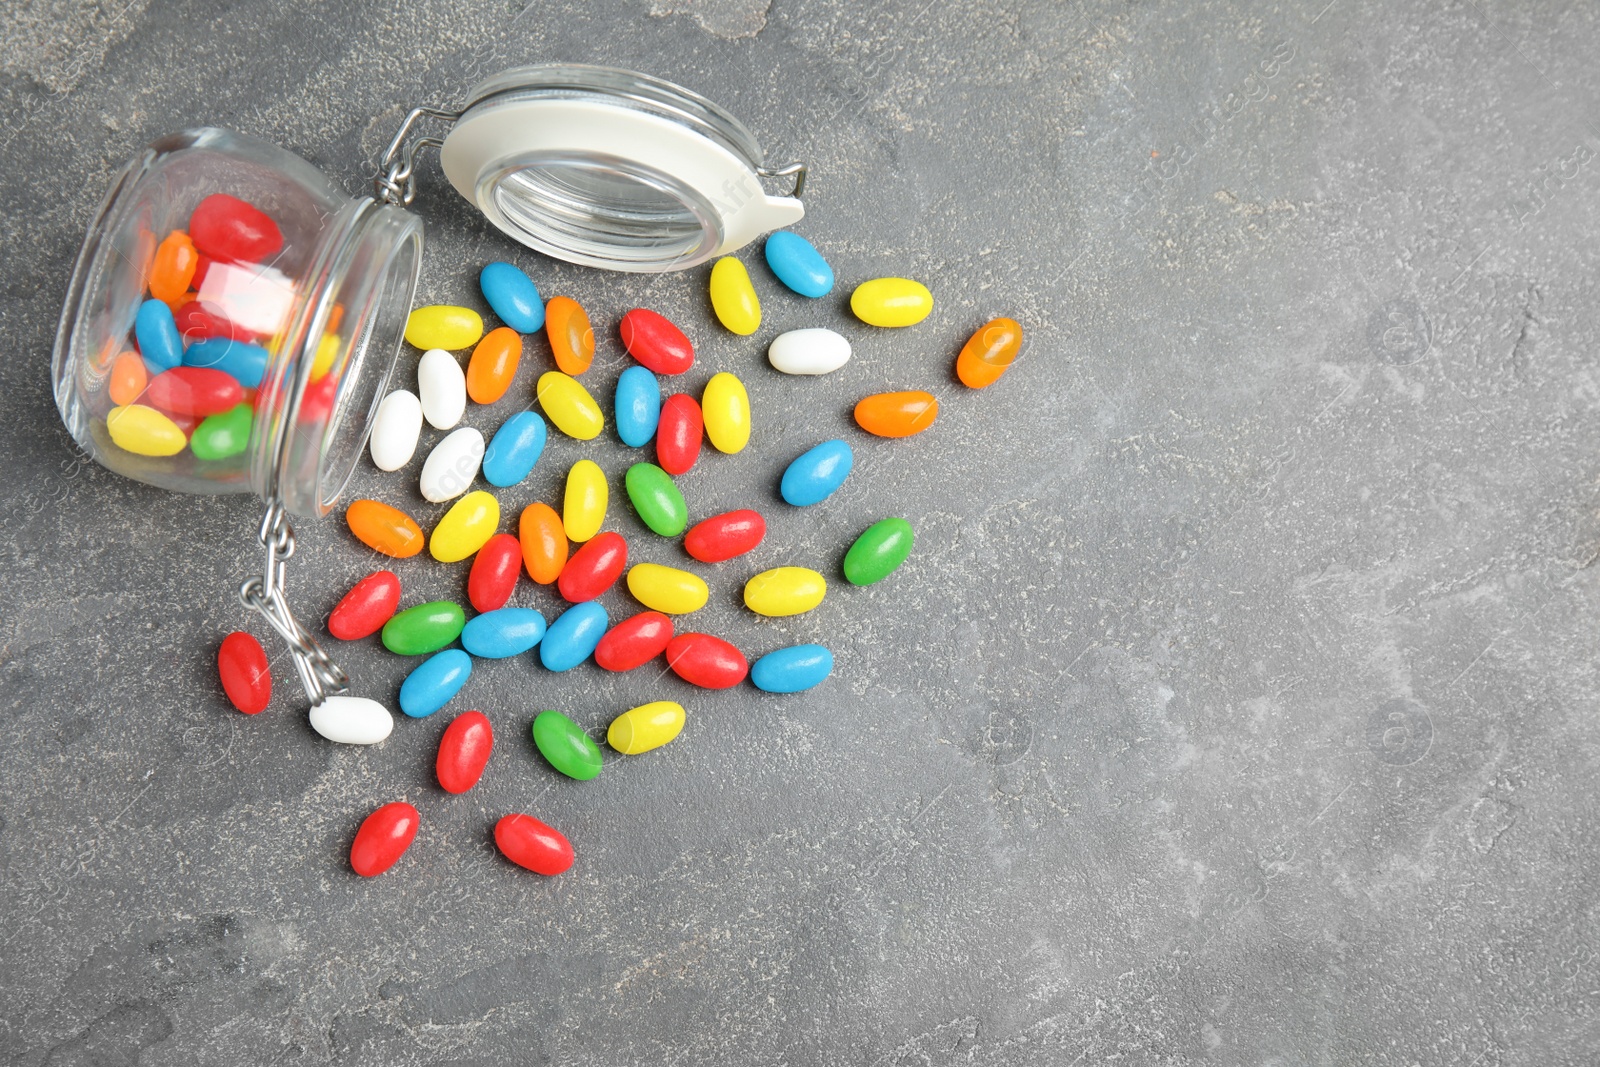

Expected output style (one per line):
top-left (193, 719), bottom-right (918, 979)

top-left (373, 105), bottom-right (460, 206)
top-left (239, 502), bottom-right (349, 706)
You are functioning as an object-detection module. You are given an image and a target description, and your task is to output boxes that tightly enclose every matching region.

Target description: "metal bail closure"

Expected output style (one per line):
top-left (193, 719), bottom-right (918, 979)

top-left (239, 502), bottom-right (349, 705)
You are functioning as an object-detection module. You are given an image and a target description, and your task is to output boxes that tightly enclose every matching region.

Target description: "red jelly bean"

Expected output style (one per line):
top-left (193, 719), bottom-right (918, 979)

top-left (594, 611), bottom-right (674, 671)
top-left (189, 193), bottom-right (283, 263)
top-left (684, 509), bottom-right (766, 563)
top-left (494, 813), bottom-right (575, 875)
top-left (656, 393), bottom-right (704, 475)
top-left (174, 299), bottom-right (253, 343)
top-left (468, 533), bottom-right (523, 613)
top-left (192, 254), bottom-right (214, 290)
top-left (328, 570), bottom-right (402, 640)
top-left (298, 373), bottom-right (337, 424)
top-left (217, 631), bottom-right (271, 713)
top-left (349, 802), bottom-right (420, 877)
top-left (436, 710), bottom-right (493, 794)
top-left (143, 366), bottom-right (245, 418)
top-left (665, 632), bottom-right (748, 689)
top-left (557, 531), bottom-right (628, 603)
top-left (619, 308), bottom-right (694, 375)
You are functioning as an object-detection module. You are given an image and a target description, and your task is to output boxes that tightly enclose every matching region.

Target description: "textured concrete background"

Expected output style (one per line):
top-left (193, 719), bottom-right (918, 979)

top-left (4, 0), bottom-right (1600, 1063)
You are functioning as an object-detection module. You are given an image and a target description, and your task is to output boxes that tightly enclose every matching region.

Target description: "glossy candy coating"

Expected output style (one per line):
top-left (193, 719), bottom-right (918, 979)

top-left (558, 531), bottom-right (628, 603)
top-left (431, 491), bottom-right (500, 563)
top-left (461, 607), bottom-right (547, 659)
top-left (400, 649), bottom-right (472, 718)
top-left (480, 262), bottom-right (545, 333)
top-left (956, 317), bottom-right (1023, 388)
top-left (656, 393), bottom-right (703, 475)
top-left (744, 567), bottom-right (827, 616)
top-left (540, 601), bottom-right (608, 671)
top-left (189, 193), bottom-right (283, 262)
top-left (494, 814), bottom-right (574, 875)
top-left (135, 299), bottom-right (183, 372)
top-left (191, 403), bottom-right (252, 461)
top-left (764, 231), bottom-right (834, 297)
top-left (537, 371), bottom-right (604, 440)
top-left (614, 365), bottom-right (661, 448)
top-left (381, 601), bottom-right (466, 656)
top-left (624, 463), bottom-right (688, 537)
top-left (466, 326), bottom-right (522, 404)
top-left (468, 533), bottom-right (523, 612)
top-left (854, 391), bottom-right (939, 437)
top-left (419, 426), bottom-right (485, 503)
top-left (483, 411), bottom-right (547, 487)
top-left (684, 509), bottom-right (766, 563)
top-left (107, 404), bottom-right (186, 456)
top-left (328, 570), bottom-right (402, 640)
top-left (109, 351), bottom-right (148, 406)
top-left (346, 499), bottom-right (424, 558)
top-left (780, 439), bottom-right (853, 506)
top-left (607, 701), bottom-right (686, 755)
top-left (149, 230), bottom-right (199, 305)
top-left (850, 277), bottom-right (934, 327)
top-left (701, 372), bottom-right (750, 454)
top-left (665, 633), bottom-right (748, 689)
top-left (751, 644), bottom-right (834, 693)
top-left (626, 563), bottom-right (708, 615)
top-left (369, 390), bottom-right (423, 471)
top-left (406, 305), bottom-right (484, 350)
top-left (217, 631), bottom-right (271, 714)
top-left (183, 337), bottom-right (268, 389)
top-left (310, 696), bottom-right (395, 745)
top-left (173, 299), bottom-right (252, 343)
top-left (594, 611), bottom-right (674, 672)
top-left (518, 503), bottom-right (568, 584)
top-left (709, 256), bottom-right (761, 335)
top-left (532, 710), bottom-right (603, 780)
top-left (417, 348), bottom-right (467, 430)
top-left (768, 328), bottom-right (851, 375)
top-left (619, 308), bottom-right (694, 375)
top-left (563, 459), bottom-right (607, 542)
top-left (436, 711), bottom-right (493, 794)
top-left (544, 295), bottom-right (595, 375)
top-left (349, 802), bottom-right (420, 877)
top-left (844, 517), bottom-right (915, 585)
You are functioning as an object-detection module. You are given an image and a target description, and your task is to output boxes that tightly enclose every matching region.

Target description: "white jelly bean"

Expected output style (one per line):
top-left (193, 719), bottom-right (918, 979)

top-left (309, 696), bottom-right (394, 745)
top-left (369, 389), bottom-right (423, 471)
top-left (417, 348), bottom-right (466, 429)
top-left (768, 328), bottom-right (852, 375)
top-left (420, 426), bottom-right (485, 503)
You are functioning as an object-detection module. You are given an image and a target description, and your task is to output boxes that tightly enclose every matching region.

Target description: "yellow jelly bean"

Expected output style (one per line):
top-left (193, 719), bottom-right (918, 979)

top-left (537, 371), bottom-right (604, 441)
top-left (626, 563), bottom-right (709, 615)
top-left (405, 305), bottom-right (484, 350)
top-left (849, 277), bottom-right (934, 328)
top-left (709, 256), bottom-right (760, 335)
top-left (106, 404), bottom-right (186, 457)
top-left (744, 567), bottom-right (827, 617)
top-left (563, 459), bottom-right (608, 542)
top-left (310, 332), bottom-right (340, 381)
top-left (701, 371), bottom-right (750, 454)
top-left (431, 490), bottom-right (501, 563)
top-left (607, 700), bottom-right (686, 755)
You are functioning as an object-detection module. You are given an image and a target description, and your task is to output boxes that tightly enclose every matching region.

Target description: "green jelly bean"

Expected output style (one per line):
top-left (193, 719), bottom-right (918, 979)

top-left (532, 710), bottom-right (603, 780)
top-left (191, 403), bottom-right (252, 461)
top-left (624, 462), bottom-right (688, 536)
top-left (381, 600), bottom-right (466, 655)
top-left (843, 517), bottom-right (914, 586)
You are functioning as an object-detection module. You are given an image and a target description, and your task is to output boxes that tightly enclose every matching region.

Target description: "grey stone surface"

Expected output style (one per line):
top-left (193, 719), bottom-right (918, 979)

top-left (4, 0), bottom-right (1600, 1063)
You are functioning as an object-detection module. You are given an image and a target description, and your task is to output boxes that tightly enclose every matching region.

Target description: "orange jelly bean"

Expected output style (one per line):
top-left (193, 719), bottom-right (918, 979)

top-left (467, 326), bottom-right (522, 404)
top-left (108, 351), bottom-right (148, 406)
top-left (854, 391), bottom-right (939, 438)
top-left (956, 317), bottom-right (1023, 389)
top-left (544, 296), bottom-right (594, 376)
top-left (519, 501), bottom-right (568, 584)
top-left (148, 231), bottom-right (199, 306)
top-left (346, 499), bottom-right (425, 558)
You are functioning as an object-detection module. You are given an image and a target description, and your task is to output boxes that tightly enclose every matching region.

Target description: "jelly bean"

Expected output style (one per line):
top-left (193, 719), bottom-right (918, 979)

top-left (174, 299), bottom-right (252, 344)
top-left (369, 389), bottom-right (423, 472)
top-left (346, 499), bottom-right (424, 558)
top-left (297, 367), bottom-right (337, 426)
top-left (619, 308), bottom-right (694, 375)
top-left (482, 410), bottom-right (547, 487)
top-left (191, 403), bottom-right (252, 460)
top-left (480, 261), bottom-right (545, 333)
top-left (310, 333), bottom-right (341, 381)
top-left (349, 802), bottom-right (420, 877)
top-left (532, 710), bottom-right (603, 780)
top-left (466, 326), bottom-right (521, 404)
top-left (539, 601), bottom-right (608, 671)
top-left (563, 459), bottom-right (607, 542)
top-left (468, 532), bottom-right (523, 613)
top-left (751, 644), bottom-right (834, 693)
top-left (189, 193), bottom-right (283, 263)
top-left (744, 567), bottom-right (827, 616)
top-left (461, 606), bottom-right (547, 659)
top-left (431, 490), bottom-right (501, 563)
top-left (768, 328), bottom-right (851, 375)
top-left (656, 393), bottom-right (703, 475)
top-left (191, 254), bottom-right (213, 290)
top-left (627, 563), bottom-right (708, 615)
top-left (417, 348), bottom-right (467, 429)
top-left (406, 305), bottom-right (484, 350)
top-left (183, 337), bottom-right (269, 389)
top-left (148, 230), bottom-right (198, 305)
top-left (709, 256), bottom-right (761, 335)
top-left (382, 600), bottom-right (466, 656)
top-left (854, 390), bottom-right (938, 437)
top-left (701, 372), bottom-right (750, 454)
top-left (665, 633), bottom-right (748, 689)
top-left (614, 365), bottom-right (661, 448)
top-left (537, 371), bottom-right (603, 440)
top-left (623, 462), bottom-right (687, 537)
top-left (400, 648), bottom-right (472, 718)
top-left (956, 317), bottom-right (1023, 389)
top-left (594, 611), bottom-right (674, 672)
top-left (780, 439), bottom-right (853, 506)
top-left (107, 404), bottom-right (186, 457)
top-left (518, 502), bottom-right (568, 584)
top-left (494, 813), bottom-right (574, 875)
top-left (419, 426), bottom-right (485, 503)
top-left (217, 631), bottom-right (270, 714)
top-left (544, 295), bottom-right (595, 375)
top-left (108, 351), bottom-right (148, 406)
top-left (135, 299), bottom-right (183, 371)
top-left (436, 710), bottom-right (493, 794)
top-left (684, 509), bottom-right (765, 563)
top-left (607, 701), bottom-right (685, 755)
top-left (558, 531), bottom-right (628, 603)
top-left (844, 517), bottom-right (915, 585)
top-left (309, 696), bottom-right (394, 745)
top-left (143, 366), bottom-right (243, 418)
top-left (850, 277), bottom-right (934, 327)
top-left (329, 570), bottom-right (402, 640)
top-left (763, 231), bottom-right (834, 298)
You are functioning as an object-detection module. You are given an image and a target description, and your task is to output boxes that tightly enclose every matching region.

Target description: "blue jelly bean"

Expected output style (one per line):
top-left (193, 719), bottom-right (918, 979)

top-left (780, 439), bottom-right (853, 506)
top-left (461, 607), bottom-right (547, 659)
top-left (479, 262), bottom-right (545, 333)
top-left (763, 232), bottom-right (834, 298)
top-left (751, 644), bottom-right (834, 693)
top-left (482, 410), bottom-right (547, 487)
top-left (135, 299), bottom-right (183, 371)
top-left (184, 337), bottom-right (269, 389)
top-left (614, 365), bottom-right (661, 448)
top-left (539, 600), bottom-right (608, 672)
top-left (399, 648), bottom-right (472, 718)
